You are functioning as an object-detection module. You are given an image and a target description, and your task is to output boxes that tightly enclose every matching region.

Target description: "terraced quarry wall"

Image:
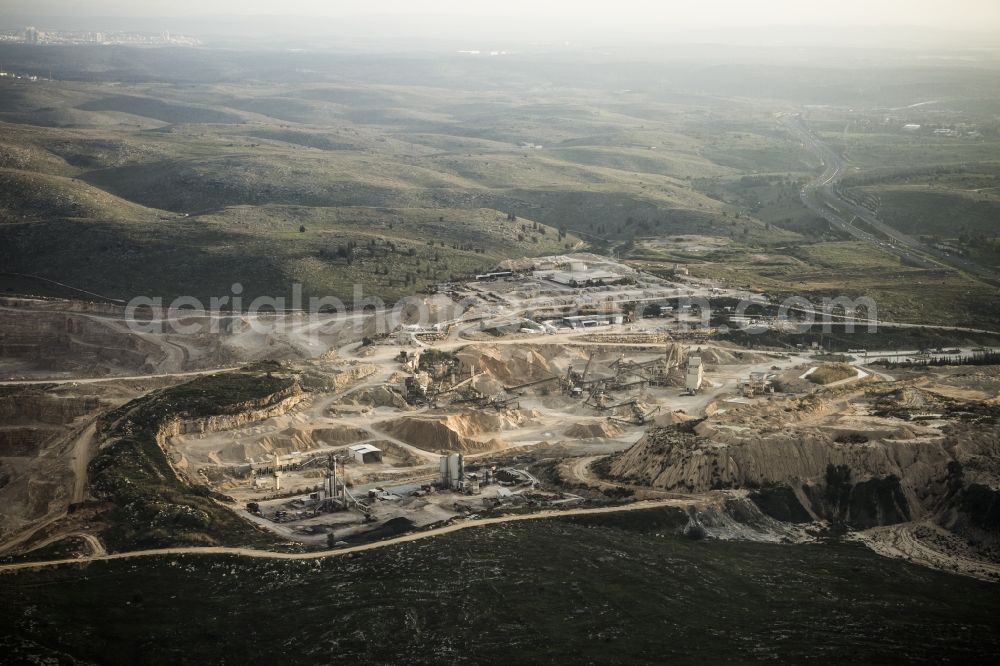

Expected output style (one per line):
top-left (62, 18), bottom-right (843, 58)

top-left (88, 366), bottom-right (300, 550)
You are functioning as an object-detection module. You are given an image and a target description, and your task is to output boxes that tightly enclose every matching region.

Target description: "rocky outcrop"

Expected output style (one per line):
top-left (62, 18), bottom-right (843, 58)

top-left (156, 384), bottom-right (306, 443)
top-left (88, 368), bottom-right (300, 551)
top-left (608, 425), bottom-right (958, 529)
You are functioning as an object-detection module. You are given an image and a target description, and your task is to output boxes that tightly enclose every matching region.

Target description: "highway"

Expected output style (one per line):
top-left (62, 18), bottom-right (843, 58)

top-left (781, 114), bottom-right (999, 282)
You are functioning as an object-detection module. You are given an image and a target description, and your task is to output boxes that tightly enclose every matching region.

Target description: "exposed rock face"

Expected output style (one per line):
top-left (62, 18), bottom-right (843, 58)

top-left (0, 307), bottom-right (161, 374)
top-left (609, 425), bottom-right (959, 529)
top-left (609, 376), bottom-right (1000, 537)
top-left (88, 368), bottom-right (303, 550)
top-left (156, 385), bottom-right (306, 443)
top-left (0, 388), bottom-right (102, 539)
top-left (0, 426), bottom-right (61, 456)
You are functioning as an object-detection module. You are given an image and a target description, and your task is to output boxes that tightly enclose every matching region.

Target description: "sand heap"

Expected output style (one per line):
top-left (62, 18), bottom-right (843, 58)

top-left (563, 421), bottom-right (626, 439)
top-left (457, 343), bottom-right (590, 388)
top-left (651, 411), bottom-right (695, 427)
top-left (207, 425), bottom-right (370, 464)
top-left (337, 385), bottom-right (410, 410)
top-left (383, 409), bottom-right (533, 453)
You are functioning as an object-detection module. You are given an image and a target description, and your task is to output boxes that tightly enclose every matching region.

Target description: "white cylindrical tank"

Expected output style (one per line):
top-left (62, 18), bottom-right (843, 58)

top-left (448, 453), bottom-right (464, 489)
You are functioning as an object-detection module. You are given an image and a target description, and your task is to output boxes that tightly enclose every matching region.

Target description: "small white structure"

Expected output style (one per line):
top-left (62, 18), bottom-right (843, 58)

top-left (349, 444), bottom-right (383, 465)
top-left (686, 356), bottom-right (704, 393)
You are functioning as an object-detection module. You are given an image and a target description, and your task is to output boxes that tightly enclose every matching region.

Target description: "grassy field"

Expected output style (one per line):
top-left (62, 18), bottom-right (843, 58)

top-left (1, 205), bottom-right (576, 302)
top-left (0, 70), bottom-right (808, 301)
top-left (824, 131), bottom-right (1000, 172)
top-left (0, 74), bottom-right (766, 300)
top-left (1, 47), bottom-right (998, 322)
top-left (848, 172), bottom-right (1000, 273)
top-left (1, 507), bottom-right (999, 664)
top-left (666, 240), bottom-right (1000, 328)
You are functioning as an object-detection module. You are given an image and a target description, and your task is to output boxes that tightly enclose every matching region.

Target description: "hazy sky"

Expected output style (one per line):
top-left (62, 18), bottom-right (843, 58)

top-left (6, 0), bottom-right (1000, 32)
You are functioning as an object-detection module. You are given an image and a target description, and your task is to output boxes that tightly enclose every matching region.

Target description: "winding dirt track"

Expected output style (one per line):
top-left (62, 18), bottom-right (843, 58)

top-left (70, 422), bottom-right (97, 503)
top-left (0, 499), bottom-right (692, 574)
top-left (566, 455), bottom-right (711, 502)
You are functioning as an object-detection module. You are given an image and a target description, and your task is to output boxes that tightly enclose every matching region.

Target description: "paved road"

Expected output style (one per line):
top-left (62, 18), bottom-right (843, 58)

top-left (783, 115), bottom-right (932, 266)
top-left (782, 114), bottom-right (999, 282)
top-left (0, 499), bottom-right (695, 574)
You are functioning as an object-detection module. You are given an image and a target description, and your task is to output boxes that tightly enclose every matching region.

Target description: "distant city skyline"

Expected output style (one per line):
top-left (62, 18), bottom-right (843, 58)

top-left (3, 0), bottom-right (1000, 33)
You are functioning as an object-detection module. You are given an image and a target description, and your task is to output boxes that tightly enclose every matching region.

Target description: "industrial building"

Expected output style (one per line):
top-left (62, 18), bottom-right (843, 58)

top-left (440, 453), bottom-right (465, 490)
top-left (475, 271), bottom-right (514, 281)
top-left (562, 314), bottom-right (625, 329)
top-left (349, 444), bottom-right (383, 464)
top-left (532, 261), bottom-right (624, 288)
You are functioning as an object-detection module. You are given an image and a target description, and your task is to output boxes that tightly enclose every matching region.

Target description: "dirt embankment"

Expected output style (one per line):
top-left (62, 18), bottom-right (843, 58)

top-left (564, 422), bottom-right (625, 439)
top-left (0, 309), bottom-right (168, 376)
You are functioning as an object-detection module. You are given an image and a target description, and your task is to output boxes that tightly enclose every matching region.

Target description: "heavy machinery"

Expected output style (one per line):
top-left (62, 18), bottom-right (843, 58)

top-left (565, 351), bottom-right (598, 396)
top-left (504, 374), bottom-right (563, 394)
top-left (584, 381), bottom-right (611, 409)
top-left (607, 402), bottom-right (662, 426)
top-left (683, 356), bottom-right (704, 396)
top-left (316, 454), bottom-right (372, 517)
top-left (739, 372), bottom-right (774, 398)
top-left (427, 370), bottom-right (479, 406)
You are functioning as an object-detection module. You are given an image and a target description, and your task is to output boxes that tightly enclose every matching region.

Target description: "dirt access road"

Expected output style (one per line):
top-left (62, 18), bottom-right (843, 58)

top-left (565, 455), bottom-right (709, 501)
top-left (0, 499), bottom-right (696, 574)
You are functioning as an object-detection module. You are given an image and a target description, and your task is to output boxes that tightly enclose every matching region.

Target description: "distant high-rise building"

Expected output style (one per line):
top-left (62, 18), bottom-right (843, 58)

top-left (24, 27), bottom-right (39, 45)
